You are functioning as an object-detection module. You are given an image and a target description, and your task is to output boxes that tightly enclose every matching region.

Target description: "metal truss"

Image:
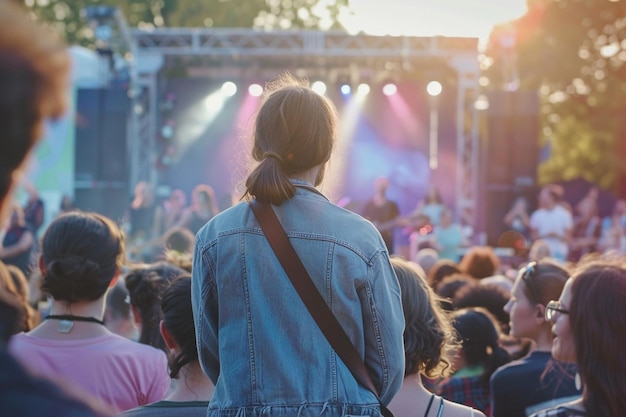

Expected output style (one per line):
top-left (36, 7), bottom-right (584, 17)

top-left (128, 28), bottom-right (480, 232)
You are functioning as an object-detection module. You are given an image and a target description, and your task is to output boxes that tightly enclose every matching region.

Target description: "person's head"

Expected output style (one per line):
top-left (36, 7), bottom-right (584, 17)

top-left (104, 280), bottom-right (138, 341)
top-left (391, 257), bottom-right (456, 379)
top-left (162, 226), bottom-right (195, 254)
top-left (453, 283), bottom-right (511, 333)
top-left (0, 2), bottom-right (69, 224)
top-left (504, 260), bottom-right (569, 341)
top-left (132, 181), bottom-right (155, 208)
top-left (374, 177), bottom-right (389, 196)
top-left (439, 207), bottom-right (454, 227)
top-left (169, 189), bottom-right (186, 210)
top-left (539, 184), bottom-right (561, 209)
top-left (458, 246), bottom-right (500, 279)
top-left (39, 212), bottom-right (125, 304)
top-left (547, 261), bottom-right (626, 416)
top-left (243, 74), bottom-right (337, 205)
top-left (450, 307), bottom-right (510, 381)
top-left (125, 261), bottom-right (187, 351)
top-left (0, 261), bottom-right (32, 333)
top-left (413, 248), bottom-right (439, 277)
top-left (576, 196), bottom-right (597, 219)
top-left (513, 196), bottom-right (528, 211)
top-left (6, 203), bottom-right (26, 228)
top-left (612, 199), bottom-right (626, 216)
top-left (428, 259), bottom-right (461, 290)
top-left (528, 239), bottom-right (551, 262)
top-left (435, 273), bottom-right (476, 303)
top-left (60, 194), bottom-right (75, 212)
top-left (159, 275), bottom-right (198, 379)
top-left (426, 185), bottom-right (442, 204)
top-left (192, 184), bottom-right (217, 213)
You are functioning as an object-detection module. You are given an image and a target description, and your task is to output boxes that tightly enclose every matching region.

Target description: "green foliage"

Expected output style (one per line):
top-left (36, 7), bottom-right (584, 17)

top-left (24, 0), bottom-right (348, 47)
top-left (484, 0), bottom-right (626, 193)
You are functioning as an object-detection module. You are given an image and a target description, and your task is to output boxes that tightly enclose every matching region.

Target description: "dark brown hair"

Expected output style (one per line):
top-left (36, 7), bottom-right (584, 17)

top-left (451, 307), bottom-right (511, 382)
top-left (519, 260), bottom-right (569, 306)
top-left (161, 275), bottom-right (197, 379)
top-left (244, 74), bottom-right (337, 205)
top-left (570, 261), bottom-right (626, 417)
top-left (40, 212), bottom-right (125, 303)
top-left (125, 261), bottom-right (187, 351)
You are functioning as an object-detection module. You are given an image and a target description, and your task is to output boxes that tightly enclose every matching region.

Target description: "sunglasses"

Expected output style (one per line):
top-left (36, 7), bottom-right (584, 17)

top-left (520, 261), bottom-right (539, 302)
top-left (545, 300), bottom-right (569, 322)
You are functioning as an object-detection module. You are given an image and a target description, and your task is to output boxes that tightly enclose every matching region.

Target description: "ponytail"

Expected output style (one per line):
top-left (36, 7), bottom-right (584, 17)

top-left (243, 73), bottom-right (336, 205)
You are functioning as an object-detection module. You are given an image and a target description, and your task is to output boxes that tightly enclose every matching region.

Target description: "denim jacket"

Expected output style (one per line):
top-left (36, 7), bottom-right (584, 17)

top-left (192, 181), bottom-right (405, 417)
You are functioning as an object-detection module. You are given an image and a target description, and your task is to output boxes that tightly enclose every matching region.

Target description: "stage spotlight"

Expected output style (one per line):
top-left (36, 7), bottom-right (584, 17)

top-left (248, 83), bottom-right (263, 97)
top-left (426, 81), bottom-right (443, 97)
top-left (340, 84), bottom-right (351, 95)
top-left (221, 81), bottom-right (237, 97)
top-left (311, 81), bottom-right (327, 95)
top-left (382, 83), bottom-right (398, 96)
top-left (357, 83), bottom-right (370, 95)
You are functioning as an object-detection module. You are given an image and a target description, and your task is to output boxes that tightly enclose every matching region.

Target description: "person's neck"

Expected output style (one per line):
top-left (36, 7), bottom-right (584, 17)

top-left (373, 193), bottom-right (387, 205)
top-left (291, 166), bottom-right (321, 186)
top-left (533, 327), bottom-right (555, 352)
top-left (31, 297), bottom-right (110, 339)
top-left (165, 362), bottom-right (214, 402)
top-left (48, 298), bottom-right (106, 321)
top-left (401, 375), bottom-right (439, 405)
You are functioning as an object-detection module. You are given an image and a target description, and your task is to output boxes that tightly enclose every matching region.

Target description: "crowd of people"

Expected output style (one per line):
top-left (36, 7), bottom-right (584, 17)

top-left (1, 3), bottom-right (625, 417)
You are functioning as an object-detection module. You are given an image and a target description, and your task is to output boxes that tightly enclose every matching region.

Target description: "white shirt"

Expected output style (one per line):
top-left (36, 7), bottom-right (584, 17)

top-left (530, 205), bottom-right (573, 261)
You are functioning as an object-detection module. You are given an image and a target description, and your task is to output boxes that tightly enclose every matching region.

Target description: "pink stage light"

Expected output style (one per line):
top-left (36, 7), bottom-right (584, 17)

top-left (382, 83), bottom-right (398, 96)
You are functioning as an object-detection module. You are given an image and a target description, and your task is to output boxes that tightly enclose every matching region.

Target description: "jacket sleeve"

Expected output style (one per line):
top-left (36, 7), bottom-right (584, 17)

top-left (191, 235), bottom-right (220, 384)
top-left (363, 250), bottom-right (405, 405)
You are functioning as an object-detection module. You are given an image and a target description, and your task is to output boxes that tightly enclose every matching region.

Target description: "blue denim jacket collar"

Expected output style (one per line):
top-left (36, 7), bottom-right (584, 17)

top-left (289, 178), bottom-right (329, 202)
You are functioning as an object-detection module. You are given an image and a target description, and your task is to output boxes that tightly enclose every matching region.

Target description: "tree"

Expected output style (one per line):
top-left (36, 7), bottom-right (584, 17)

top-left (483, 0), bottom-right (626, 194)
top-left (24, 0), bottom-right (349, 47)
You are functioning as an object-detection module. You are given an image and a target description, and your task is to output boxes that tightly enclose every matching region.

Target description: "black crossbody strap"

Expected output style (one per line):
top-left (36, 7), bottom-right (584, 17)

top-left (250, 200), bottom-right (379, 395)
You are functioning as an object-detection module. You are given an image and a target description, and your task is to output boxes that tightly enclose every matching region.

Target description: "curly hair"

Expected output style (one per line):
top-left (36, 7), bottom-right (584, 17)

top-left (391, 257), bottom-right (457, 378)
top-left (459, 246), bottom-right (500, 279)
top-left (125, 261), bottom-right (187, 352)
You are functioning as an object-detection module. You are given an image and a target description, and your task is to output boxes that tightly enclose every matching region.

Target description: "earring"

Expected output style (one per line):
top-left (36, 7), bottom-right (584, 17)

top-left (575, 372), bottom-right (582, 391)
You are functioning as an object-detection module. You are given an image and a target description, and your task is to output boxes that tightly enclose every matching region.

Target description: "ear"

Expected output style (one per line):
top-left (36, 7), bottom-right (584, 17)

top-left (38, 255), bottom-right (46, 275)
top-left (535, 303), bottom-right (547, 324)
top-left (108, 269), bottom-right (121, 288)
top-left (159, 320), bottom-right (178, 351)
top-left (130, 304), bottom-right (142, 327)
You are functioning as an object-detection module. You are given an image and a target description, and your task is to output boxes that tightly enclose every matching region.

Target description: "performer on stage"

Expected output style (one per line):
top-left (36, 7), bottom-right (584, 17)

top-left (362, 177), bottom-right (400, 254)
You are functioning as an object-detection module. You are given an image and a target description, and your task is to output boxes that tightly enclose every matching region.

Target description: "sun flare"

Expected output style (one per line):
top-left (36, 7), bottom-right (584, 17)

top-left (340, 0), bottom-right (528, 45)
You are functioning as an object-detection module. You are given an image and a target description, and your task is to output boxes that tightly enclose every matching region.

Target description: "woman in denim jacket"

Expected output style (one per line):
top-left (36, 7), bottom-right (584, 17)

top-left (192, 74), bottom-right (405, 417)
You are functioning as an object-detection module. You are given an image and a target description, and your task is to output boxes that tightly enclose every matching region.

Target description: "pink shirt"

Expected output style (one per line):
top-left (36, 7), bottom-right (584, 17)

top-left (9, 332), bottom-right (169, 413)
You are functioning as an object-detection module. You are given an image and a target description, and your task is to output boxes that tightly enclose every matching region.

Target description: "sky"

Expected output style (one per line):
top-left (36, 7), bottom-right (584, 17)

top-left (340, 0), bottom-right (528, 45)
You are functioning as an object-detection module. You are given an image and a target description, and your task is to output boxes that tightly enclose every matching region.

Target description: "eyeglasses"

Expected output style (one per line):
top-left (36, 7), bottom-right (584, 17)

top-left (545, 300), bottom-right (569, 322)
top-left (521, 261), bottom-right (538, 302)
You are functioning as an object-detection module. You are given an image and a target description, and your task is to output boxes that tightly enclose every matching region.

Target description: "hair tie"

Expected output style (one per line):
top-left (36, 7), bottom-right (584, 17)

top-left (263, 151), bottom-right (284, 164)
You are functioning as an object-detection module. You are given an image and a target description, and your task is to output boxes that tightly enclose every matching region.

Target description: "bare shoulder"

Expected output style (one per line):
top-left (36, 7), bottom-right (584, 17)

top-left (443, 399), bottom-right (486, 417)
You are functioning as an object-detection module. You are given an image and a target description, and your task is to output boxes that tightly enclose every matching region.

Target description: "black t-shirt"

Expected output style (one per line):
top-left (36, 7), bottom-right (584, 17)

top-left (490, 351), bottom-right (582, 417)
top-left (362, 199), bottom-right (399, 253)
